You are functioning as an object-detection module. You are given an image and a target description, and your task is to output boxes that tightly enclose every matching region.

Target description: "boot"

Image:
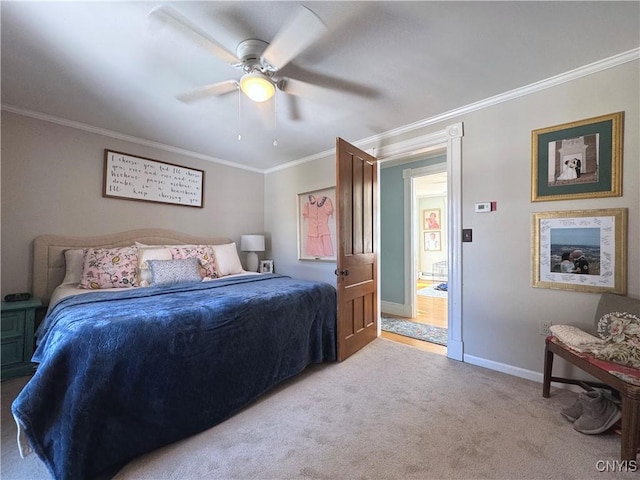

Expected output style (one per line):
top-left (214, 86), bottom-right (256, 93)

top-left (560, 397), bottom-right (582, 422)
top-left (573, 390), bottom-right (621, 434)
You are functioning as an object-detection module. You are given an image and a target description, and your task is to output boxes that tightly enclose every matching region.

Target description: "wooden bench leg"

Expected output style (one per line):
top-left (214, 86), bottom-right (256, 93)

top-left (543, 345), bottom-right (554, 398)
top-left (620, 395), bottom-right (640, 461)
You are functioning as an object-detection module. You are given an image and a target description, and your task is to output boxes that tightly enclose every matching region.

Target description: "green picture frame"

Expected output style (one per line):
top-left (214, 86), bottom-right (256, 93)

top-left (531, 112), bottom-right (623, 202)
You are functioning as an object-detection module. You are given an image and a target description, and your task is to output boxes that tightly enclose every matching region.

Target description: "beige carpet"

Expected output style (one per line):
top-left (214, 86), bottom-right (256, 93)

top-left (1, 338), bottom-right (635, 479)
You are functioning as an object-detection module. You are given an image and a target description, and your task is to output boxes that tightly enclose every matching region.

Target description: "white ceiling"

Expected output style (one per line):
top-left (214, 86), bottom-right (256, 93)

top-left (2, 2), bottom-right (638, 172)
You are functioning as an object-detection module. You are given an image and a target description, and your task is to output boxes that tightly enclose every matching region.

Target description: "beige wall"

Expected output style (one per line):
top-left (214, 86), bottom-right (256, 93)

top-left (1, 112), bottom-right (264, 295)
top-left (1, 60), bottom-right (637, 379)
top-left (265, 61), bottom-right (640, 375)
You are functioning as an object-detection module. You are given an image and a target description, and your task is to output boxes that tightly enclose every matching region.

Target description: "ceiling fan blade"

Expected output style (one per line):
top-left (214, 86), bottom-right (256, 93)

top-left (261, 5), bottom-right (326, 71)
top-left (176, 80), bottom-right (239, 103)
top-left (149, 5), bottom-right (240, 65)
top-left (277, 78), bottom-right (330, 102)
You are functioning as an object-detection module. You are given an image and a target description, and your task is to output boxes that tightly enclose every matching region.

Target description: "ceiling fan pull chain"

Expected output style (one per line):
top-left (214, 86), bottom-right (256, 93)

top-left (237, 89), bottom-right (242, 141)
top-left (272, 95), bottom-right (278, 147)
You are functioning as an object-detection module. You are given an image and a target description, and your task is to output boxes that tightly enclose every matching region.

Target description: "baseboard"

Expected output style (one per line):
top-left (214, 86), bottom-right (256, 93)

top-left (464, 354), bottom-right (542, 382)
top-left (463, 354), bottom-right (583, 392)
top-left (380, 301), bottom-right (411, 317)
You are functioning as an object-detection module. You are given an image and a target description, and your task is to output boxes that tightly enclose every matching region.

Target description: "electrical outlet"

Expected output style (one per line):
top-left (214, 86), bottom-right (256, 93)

top-left (539, 320), bottom-right (552, 336)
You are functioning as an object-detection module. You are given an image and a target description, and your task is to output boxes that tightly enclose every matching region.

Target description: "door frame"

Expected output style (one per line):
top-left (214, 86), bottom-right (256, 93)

top-left (375, 122), bottom-right (463, 361)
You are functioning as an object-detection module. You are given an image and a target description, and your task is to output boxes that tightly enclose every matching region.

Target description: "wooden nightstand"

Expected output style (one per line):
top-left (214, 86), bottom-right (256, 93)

top-left (1, 297), bottom-right (41, 380)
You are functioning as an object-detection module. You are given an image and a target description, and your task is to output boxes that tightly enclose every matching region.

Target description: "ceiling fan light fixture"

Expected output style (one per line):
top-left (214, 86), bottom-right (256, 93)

top-left (240, 72), bottom-right (275, 102)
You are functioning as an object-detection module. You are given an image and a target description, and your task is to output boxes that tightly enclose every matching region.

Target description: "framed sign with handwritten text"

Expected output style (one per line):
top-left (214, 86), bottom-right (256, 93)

top-left (103, 150), bottom-right (204, 208)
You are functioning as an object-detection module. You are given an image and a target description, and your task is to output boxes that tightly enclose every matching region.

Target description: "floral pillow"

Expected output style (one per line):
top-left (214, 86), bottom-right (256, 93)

top-left (594, 312), bottom-right (640, 368)
top-left (78, 246), bottom-right (139, 289)
top-left (169, 246), bottom-right (217, 280)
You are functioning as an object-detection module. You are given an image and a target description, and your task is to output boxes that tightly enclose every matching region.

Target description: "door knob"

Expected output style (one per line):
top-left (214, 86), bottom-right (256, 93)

top-left (334, 269), bottom-right (349, 276)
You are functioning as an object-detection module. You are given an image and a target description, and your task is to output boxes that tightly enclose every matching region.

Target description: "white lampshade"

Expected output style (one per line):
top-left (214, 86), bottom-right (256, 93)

top-left (239, 72), bottom-right (275, 102)
top-left (241, 235), bottom-right (265, 272)
top-left (240, 235), bottom-right (265, 252)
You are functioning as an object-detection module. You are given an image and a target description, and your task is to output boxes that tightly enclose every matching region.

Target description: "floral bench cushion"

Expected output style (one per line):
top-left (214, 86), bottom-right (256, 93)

top-left (594, 311), bottom-right (640, 369)
top-left (549, 336), bottom-right (640, 386)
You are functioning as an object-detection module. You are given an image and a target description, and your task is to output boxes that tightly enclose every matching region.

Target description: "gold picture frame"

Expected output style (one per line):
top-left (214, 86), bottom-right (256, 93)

top-left (531, 208), bottom-right (627, 294)
top-left (424, 231), bottom-right (441, 251)
top-left (531, 112), bottom-right (623, 202)
top-left (423, 208), bottom-right (442, 231)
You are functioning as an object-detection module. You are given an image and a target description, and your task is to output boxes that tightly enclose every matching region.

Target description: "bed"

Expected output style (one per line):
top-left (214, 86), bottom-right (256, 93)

top-left (11, 229), bottom-right (337, 479)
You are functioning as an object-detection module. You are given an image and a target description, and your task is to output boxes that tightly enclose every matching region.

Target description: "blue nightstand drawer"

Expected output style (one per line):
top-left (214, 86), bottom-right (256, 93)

top-left (1, 310), bottom-right (26, 337)
top-left (1, 297), bottom-right (41, 379)
top-left (1, 337), bottom-right (24, 366)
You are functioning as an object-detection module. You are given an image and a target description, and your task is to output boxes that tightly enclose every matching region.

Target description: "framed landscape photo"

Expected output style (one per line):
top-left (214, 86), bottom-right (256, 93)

top-left (297, 186), bottom-right (337, 262)
top-left (531, 112), bottom-right (623, 202)
top-left (531, 208), bottom-right (627, 294)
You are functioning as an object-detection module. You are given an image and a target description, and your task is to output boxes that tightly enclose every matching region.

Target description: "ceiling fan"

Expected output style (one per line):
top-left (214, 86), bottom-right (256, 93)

top-left (150, 4), bottom-right (327, 104)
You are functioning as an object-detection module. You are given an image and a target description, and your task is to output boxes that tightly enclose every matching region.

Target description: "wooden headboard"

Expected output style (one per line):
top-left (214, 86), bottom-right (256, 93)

top-left (33, 228), bottom-right (233, 305)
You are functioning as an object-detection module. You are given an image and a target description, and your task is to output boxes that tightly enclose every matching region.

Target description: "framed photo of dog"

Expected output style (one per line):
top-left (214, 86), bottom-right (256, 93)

top-left (530, 112), bottom-right (623, 202)
top-left (531, 208), bottom-right (627, 294)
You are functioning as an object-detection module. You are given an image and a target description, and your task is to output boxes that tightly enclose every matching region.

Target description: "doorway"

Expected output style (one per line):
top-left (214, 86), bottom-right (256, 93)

top-left (377, 122), bottom-right (463, 361)
top-left (379, 162), bottom-right (448, 355)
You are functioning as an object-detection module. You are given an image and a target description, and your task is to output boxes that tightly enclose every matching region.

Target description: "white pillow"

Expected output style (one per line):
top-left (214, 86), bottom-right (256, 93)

top-left (62, 249), bottom-right (86, 285)
top-left (211, 242), bottom-right (243, 276)
top-left (137, 246), bottom-right (173, 286)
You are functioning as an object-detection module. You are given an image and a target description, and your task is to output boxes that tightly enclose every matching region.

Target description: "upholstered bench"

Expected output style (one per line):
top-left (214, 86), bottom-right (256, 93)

top-left (542, 293), bottom-right (640, 461)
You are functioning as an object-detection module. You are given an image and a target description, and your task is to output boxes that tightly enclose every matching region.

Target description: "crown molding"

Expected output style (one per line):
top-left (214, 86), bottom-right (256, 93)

top-left (0, 104), bottom-right (264, 174)
top-left (266, 48), bottom-right (639, 174)
top-left (3, 48), bottom-right (637, 176)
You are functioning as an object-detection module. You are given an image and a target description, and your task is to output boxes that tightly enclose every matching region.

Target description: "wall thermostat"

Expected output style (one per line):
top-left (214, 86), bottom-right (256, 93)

top-left (475, 202), bottom-right (491, 213)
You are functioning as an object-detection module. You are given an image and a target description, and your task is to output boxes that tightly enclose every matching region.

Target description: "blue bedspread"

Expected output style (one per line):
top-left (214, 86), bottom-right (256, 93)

top-left (12, 274), bottom-right (336, 479)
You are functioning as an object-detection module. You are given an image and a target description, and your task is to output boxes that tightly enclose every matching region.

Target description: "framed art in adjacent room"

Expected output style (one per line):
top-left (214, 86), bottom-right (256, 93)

top-left (531, 208), bottom-right (627, 294)
top-left (531, 112), bottom-right (623, 202)
top-left (423, 208), bottom-right (442, 230)
top-left (424, 231), bottom-right (441, 251)
top-left (297, 186), bottom-right (337, 262)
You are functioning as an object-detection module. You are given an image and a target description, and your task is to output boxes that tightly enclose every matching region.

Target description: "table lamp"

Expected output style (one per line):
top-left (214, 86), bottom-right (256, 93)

top-left (240, 234), bottom-right (265, 272)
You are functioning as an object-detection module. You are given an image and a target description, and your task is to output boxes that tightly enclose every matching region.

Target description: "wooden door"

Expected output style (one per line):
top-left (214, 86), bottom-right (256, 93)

top-left (335, 138), bottom-right (378, 361)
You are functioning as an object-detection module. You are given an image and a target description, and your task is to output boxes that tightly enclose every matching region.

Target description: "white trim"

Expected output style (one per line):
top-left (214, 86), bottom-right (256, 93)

top-left (380, 301), bottom-right (412, 317)
top-left (371, 48), bottom-right (639, 141)
top-left (3, 49), bottom-right (636, 176)
top-left (265, 48), bottom-right (639, 174)
top-left (464, 354), bottom-right (583, 392)
top-left (0, 104), bottom-right (264, 174)
top-left (464, 355), bottom-right (543, 383)
top-left (446, 124), bottom-right (463, 362)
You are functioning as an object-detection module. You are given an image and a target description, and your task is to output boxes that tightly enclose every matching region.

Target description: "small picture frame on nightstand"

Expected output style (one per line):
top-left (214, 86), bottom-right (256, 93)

top-left (260, 260), bottom-right (273, 274)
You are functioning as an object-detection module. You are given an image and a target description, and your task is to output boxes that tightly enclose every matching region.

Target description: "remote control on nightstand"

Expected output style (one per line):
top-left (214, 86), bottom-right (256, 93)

top-left (4, 292), bottom-right (31, 302)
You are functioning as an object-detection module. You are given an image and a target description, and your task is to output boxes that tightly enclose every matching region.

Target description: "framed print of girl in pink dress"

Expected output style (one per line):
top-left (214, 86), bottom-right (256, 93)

top-left (297, 186), bottom-right (337, 261)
